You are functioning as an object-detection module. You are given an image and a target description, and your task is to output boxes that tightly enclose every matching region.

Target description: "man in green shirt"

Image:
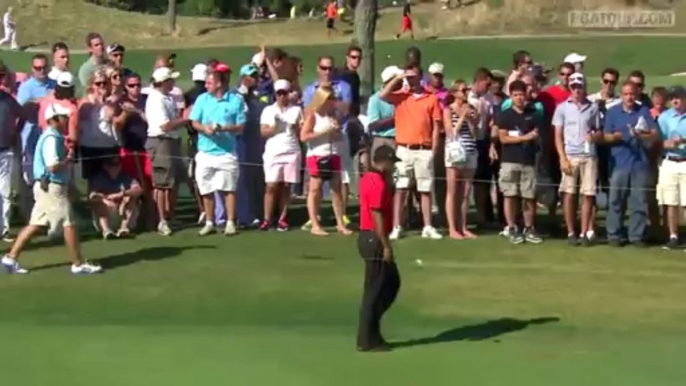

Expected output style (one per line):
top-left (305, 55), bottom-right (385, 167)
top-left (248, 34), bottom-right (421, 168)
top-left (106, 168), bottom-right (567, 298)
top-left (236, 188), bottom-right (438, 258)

top-left (78, 32), bottom-right (107, 87)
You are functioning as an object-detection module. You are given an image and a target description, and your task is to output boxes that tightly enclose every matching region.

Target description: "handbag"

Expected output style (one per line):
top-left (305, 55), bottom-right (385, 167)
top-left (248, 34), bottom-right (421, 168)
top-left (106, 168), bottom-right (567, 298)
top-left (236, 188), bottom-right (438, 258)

top-left (317, 116), bottom-right (337, 181)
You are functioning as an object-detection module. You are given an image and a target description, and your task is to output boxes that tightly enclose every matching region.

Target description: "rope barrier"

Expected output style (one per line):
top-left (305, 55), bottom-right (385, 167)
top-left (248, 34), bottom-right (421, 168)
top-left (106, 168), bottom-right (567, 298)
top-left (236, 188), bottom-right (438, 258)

top-left (9, 150), bottom-right (671, 193)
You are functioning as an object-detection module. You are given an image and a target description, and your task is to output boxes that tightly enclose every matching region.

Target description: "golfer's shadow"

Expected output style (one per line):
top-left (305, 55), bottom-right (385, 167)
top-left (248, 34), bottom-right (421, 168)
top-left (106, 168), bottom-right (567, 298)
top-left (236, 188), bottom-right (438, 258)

top-left (391, 317), bottom-right (560, 349)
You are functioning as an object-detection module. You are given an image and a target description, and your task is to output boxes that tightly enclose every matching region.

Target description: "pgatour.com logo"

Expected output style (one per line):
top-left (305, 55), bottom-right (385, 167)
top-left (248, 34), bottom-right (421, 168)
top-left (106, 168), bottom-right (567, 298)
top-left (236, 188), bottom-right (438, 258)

top-left (567, 10), bottom-right (676, 29)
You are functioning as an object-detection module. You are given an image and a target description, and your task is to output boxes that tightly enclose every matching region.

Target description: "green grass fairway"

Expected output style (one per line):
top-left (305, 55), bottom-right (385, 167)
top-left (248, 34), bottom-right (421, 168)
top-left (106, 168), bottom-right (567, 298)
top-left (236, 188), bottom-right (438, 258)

top-left (1, 229), bottom-right (686, 385)
top-left (2, 36), bottom-right (686, 385)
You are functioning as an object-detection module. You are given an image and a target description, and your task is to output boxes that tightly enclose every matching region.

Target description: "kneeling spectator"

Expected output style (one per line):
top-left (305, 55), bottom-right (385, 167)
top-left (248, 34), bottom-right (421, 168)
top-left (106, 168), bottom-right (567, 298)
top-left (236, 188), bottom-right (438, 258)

top-left (88, 156), bottom-right (142, 239)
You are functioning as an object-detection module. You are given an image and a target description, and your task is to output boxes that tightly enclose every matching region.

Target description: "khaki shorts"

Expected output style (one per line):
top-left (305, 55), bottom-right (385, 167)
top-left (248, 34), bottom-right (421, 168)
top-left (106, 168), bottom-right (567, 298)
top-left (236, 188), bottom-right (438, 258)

top-left (657, 158), bottom-right (686, 206)
top-left (559, 156), bottom-right (598, 196)
top-left (395, 146), bottom-right (434, 193)
top-left (498, 162), bottom-right (536, 199)
top-left (30, 182), bottom-right (75, 232)
top-left (145, 137), bottom-right (187, 189)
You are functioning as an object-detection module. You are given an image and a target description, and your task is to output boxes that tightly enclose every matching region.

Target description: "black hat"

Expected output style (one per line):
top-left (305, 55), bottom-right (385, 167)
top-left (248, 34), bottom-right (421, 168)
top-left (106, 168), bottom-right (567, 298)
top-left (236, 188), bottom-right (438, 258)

top-left (107, 43), bottom-right (125, 54)
top-left (670, 86), bottom-right (686, 99)
top-left (373, 145), bottom-right (401, 163)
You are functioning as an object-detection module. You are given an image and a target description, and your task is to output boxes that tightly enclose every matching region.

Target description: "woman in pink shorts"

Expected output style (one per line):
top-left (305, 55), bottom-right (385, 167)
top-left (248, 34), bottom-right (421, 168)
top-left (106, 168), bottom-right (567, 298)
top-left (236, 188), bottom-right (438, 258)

top-left (300, 84), bottom-right (351, 236)
top-left (258, 79), bottom-right (303, 231)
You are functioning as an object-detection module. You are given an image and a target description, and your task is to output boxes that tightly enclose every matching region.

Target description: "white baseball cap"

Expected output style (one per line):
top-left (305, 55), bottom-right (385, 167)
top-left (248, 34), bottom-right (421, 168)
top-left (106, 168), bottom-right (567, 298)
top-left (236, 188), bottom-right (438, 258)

top-left (274, 79), bottom-right (291, 92)
top-left (569, 72), bottom-right (585, 86)
top-left (564, 52), bottom-right (587, 64)
top-left (152, 67), bottom-right (180, 83)
top-left (380, 65), bottom-right (403, 83)
top-left (56, 72), bottom-right (75, 88)
top-left (252, 52), bottom-right (265, 67)
top-left (428, 62), bottom-right (445, 75)
top-left (44, 103), bottom-right (71, 122)
top-left (190, 64), bottom-right (208, 82)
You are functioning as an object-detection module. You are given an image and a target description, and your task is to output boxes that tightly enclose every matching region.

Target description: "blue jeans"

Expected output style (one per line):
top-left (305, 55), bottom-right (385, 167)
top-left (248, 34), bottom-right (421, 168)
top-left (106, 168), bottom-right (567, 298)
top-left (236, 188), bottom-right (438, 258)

top-left (606, 168), bottom-right (648, 243)
top-left (214, 192), bottom-right (226, 226)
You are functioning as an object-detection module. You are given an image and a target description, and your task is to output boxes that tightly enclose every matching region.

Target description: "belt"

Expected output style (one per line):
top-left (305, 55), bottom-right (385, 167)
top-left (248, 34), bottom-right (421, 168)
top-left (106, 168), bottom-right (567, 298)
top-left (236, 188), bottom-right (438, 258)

top-left (665, 155), bottom-right (686, 163)
top-left (397, 143), bottom-right (432, 150)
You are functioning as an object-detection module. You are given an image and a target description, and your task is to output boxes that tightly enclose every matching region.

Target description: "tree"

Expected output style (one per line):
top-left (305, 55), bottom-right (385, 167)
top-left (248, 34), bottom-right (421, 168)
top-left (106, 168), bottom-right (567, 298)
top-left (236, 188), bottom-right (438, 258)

top-left (168, 0), bottom-right (177, 34)
top-left (352, 0), bottom-right (378, 105)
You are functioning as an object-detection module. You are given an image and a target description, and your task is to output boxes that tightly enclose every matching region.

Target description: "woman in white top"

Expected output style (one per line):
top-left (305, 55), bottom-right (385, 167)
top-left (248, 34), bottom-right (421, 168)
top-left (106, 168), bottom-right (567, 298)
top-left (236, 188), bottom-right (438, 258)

top-left (77, 69), bottom-right (125, 183)
top-left (300, 85), bottom-right (351, 236)
top-left (259, 79), bottom-right (302, 231)
top-left (443, 81), bottom-right (480, 239)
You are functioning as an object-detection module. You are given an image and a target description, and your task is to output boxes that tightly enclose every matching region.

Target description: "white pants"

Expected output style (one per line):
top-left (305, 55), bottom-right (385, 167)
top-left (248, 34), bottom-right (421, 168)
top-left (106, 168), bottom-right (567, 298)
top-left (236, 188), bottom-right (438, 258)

top-left (0, 150), bottom-right (12, 233)
top-left (0, 27), bottom-right (17, 49)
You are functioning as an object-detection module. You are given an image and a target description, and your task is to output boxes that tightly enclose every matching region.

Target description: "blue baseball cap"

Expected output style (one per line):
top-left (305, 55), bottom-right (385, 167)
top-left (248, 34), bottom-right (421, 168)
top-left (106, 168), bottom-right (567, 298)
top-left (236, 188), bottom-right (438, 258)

top-left (240, 64), bottom-right (259, 77)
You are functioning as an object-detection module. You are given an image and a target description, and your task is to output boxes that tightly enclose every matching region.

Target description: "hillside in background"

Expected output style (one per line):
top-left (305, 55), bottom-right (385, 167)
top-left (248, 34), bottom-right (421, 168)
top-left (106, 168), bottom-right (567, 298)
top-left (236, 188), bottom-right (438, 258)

top-left (0, 0), bottom-right (682, 49)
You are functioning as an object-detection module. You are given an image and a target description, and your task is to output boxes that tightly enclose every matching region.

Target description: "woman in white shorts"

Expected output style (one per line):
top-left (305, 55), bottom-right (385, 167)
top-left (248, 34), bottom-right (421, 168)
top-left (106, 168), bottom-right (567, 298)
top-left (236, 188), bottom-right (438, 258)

top-left (443, 81), bottom-right (479, 239)
top-left (258, 79), bottom-right (303, 231)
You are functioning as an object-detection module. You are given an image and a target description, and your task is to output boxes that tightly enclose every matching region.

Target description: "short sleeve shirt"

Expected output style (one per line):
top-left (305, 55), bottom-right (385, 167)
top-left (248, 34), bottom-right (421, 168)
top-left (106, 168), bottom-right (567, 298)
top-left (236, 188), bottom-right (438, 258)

top-left (497, 105), bottom-right (539, 165)
top-left (260, 103), bottom-right (302, 157)
top-left (145, 88), bottom-right (180, 138)
top-left (385, 90), bottom-right (441, 146)
top-left (189, 91), bottom-right (247, 156)
top-left (551, 98), bottom-right (601, 157)
top-left (359, 171), bottom-right (393, 235)
top-left (604, 103), bottom-right (657, 171)
top-left (658, 108), bottom-right (686, 158)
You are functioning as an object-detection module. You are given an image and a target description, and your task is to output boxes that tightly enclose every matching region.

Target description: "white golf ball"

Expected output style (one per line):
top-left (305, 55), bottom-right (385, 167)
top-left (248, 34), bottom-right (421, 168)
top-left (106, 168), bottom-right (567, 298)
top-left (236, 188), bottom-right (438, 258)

top-left (415, 258), bottom-right (423, 267)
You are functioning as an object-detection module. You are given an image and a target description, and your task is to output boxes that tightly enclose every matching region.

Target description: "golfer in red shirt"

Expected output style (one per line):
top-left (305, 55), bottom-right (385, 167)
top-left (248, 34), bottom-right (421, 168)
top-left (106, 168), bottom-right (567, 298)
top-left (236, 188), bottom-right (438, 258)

top-left (357, 145), bottom-right (401, 352)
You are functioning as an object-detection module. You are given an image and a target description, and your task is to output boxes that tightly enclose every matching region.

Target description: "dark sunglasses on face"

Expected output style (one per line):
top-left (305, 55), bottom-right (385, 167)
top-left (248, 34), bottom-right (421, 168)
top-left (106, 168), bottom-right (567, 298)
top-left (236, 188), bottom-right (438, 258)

top-left (33, 66), bottom-right (46, 71)
top-left (94, 81), bottom-right (107, 86)
top-left (602, 79), bottom-right (617, 85)
top-left (276, 90), bottom-right (288, 96)
top-left (349, 55), bottom-right (361, 60)
top-left (126, 83), bottom-right (141, 88)
top-left (319, 65), bottom-right (333, 72)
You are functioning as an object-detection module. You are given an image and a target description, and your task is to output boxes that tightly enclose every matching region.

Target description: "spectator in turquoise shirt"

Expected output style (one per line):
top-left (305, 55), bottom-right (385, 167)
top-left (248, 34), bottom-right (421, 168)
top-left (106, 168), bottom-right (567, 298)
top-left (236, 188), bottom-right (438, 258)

top-left (367, 65), bottom-right (403, 154)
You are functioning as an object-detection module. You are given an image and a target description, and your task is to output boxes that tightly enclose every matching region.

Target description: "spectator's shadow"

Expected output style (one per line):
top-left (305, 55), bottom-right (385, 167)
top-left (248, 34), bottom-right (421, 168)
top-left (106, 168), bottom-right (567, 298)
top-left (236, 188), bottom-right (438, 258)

top-left (99, 245), bottom-right (215, 270)
top-left (31, 245), bottom-right (214, 272)
top-left (391, 317), bottom-right (560, 349)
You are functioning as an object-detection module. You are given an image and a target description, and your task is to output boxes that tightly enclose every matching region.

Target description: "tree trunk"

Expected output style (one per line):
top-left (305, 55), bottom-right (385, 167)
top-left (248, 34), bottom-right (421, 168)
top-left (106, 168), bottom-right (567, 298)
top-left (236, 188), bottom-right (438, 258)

top-left (167, 0), bottom-right (177, 35)
top-left (353, 0), bottom-right (378, 109)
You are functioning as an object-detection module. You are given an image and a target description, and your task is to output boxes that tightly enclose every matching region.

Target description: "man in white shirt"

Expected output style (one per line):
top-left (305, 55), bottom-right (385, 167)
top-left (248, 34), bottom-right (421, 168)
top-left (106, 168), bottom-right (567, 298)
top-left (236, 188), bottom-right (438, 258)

top-left (0, 7), bottom-right (17, 51)
top-left (258, 79), bottom-right (302, 231)
top-left (145, 67), bottom-right (190, 236)
top-left (48, 42), bottom-right (70, 81)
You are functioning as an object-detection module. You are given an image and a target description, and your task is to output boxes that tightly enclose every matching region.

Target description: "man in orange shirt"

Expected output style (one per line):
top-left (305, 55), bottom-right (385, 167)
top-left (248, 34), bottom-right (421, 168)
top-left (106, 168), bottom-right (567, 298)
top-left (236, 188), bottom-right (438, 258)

top-left (326, 0), bottom-right (338, 37)
top-left (380, 65), bottom-right (443, 240)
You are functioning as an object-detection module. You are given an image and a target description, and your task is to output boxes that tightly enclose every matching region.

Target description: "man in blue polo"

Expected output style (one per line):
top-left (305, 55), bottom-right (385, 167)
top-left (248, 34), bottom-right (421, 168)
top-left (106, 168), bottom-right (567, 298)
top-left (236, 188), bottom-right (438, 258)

top-left (302, 55), bottom-right (353, 227)
top-left (656, 86), bottom-right (686, 249)
top-left (603, 81), bottom-right (658, 247)
top-left (189, 63), bottom-right (246, 236)
top-left (17, 54), bottom-right (55, 184)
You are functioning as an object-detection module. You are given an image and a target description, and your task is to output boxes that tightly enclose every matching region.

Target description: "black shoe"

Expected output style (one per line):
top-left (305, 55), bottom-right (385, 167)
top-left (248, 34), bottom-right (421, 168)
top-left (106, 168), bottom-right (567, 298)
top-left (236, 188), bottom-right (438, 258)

top-left (508, 228), bottom-right (524, 245)
top-left (580, 236), bottom-right (593, 247)
top-left (608, 239), bottom-right (625, 248)
top-left (663, 237), bottom-right (679, 250)
top-left (524, 227), bottom-right (543, 244)
top-left (567, 234), bottom-right (578, 246)
top-left (357, 343), bottom-right (392, 353)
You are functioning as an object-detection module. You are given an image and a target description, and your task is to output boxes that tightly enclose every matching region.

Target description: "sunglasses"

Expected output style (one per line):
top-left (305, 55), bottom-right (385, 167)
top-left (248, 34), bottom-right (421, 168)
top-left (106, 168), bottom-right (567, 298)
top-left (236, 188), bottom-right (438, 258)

top-left (276, 90), bottom-right (288, 96)
top-left (602, 79), bottom-right (617, 85)
top-left (570, 84), bottom-right (584, 90)
top-left (319, 65), bottom-right (333, 72)
top-left (94, 81), bottom-right (107, 87)
top-left (126, 83), bottom-right (141, 88)
top-left (111, 74), bottom-right (120, 79)
top-left (33, 66), bottom-right (46, 71)
top-left (348, 55), bottom-right (361, 60)
top-left (110, 53), bottom-right (123, 57)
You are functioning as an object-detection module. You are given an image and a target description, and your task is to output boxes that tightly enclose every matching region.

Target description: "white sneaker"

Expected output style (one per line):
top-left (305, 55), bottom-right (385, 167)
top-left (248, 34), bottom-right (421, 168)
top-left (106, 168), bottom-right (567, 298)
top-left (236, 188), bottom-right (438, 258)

top-left (1, 255), bottom-right (28, 274)
top-left (499, 226), bottom-right (510, 237)
top-left (197, 212), bottom-right (207, 225)
top-left (71, 262), bottom-right (103, 275)
top-left (198, 223), bottom-right (215, 236)
top-left (389, 226), bottom-right (403, 240)
top-left (158, 221), bottom-right (172, 236)
top-left (422, 226), bottom-right (443, 239)
top-left (224, 221), bottom-right (237, 236)
top-left (586, 230), bottom-right (596, 242)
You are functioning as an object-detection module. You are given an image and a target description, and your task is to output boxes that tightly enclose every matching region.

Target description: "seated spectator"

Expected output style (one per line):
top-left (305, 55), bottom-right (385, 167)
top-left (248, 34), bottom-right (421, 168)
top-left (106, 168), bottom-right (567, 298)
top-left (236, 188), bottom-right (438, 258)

top-left (88, 156), bottom-right (142, 239)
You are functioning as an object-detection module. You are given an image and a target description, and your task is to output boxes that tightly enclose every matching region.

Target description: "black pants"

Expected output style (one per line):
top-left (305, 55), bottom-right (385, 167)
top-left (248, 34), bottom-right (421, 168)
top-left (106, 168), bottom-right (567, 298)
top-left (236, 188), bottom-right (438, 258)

top-left (356, 231), bottom-right (401, 348)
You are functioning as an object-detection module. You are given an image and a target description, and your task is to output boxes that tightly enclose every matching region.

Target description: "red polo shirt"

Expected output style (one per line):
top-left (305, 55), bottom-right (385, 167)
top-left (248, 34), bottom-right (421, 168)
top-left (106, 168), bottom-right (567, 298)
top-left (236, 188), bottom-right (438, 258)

top-left (359, 171), bottom-right (393, 235)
